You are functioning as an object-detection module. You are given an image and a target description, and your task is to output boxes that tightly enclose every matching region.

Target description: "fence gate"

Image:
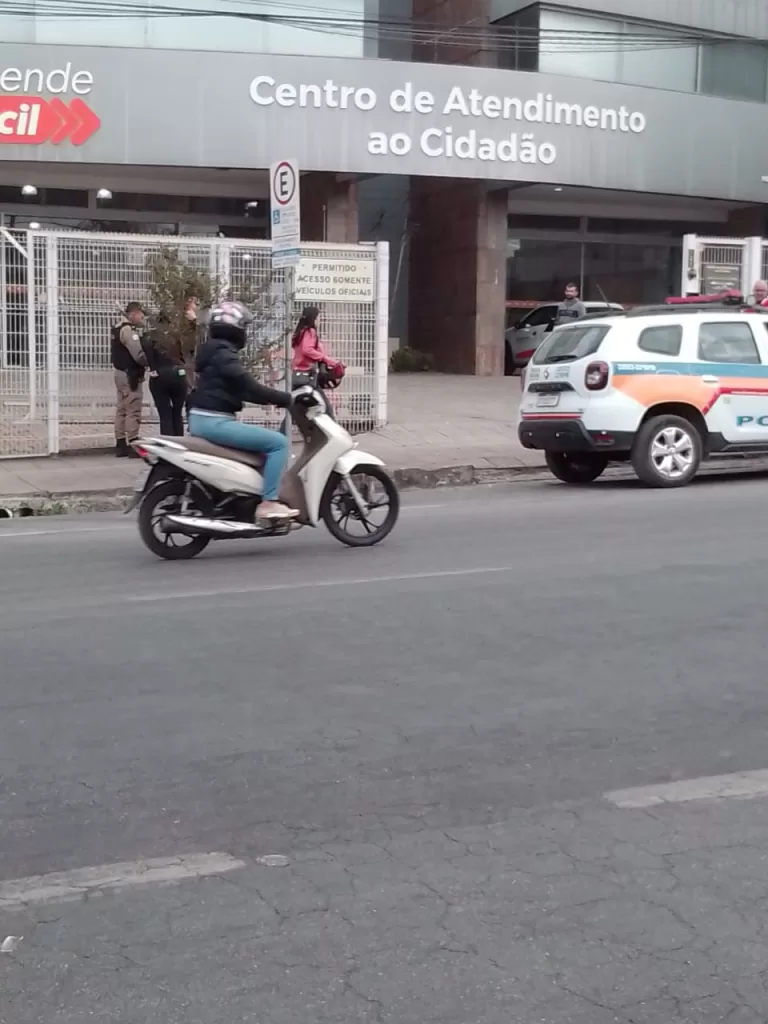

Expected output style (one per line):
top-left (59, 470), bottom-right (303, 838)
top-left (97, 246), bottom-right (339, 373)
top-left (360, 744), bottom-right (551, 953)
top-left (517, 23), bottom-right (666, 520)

top-left (681, 234), bottom-right (763, 297)
top-left (0, 229), bottom-right (389, 458)
top-left (0, 228), bottom-right (53, 457)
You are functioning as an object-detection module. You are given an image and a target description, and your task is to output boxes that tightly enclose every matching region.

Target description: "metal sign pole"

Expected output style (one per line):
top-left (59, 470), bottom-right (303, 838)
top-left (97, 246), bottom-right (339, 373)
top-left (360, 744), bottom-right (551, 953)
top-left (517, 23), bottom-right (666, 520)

top-left (269, 158), bottom-right (300, 440)
top-left (283, 265), bottom-right (294, 437)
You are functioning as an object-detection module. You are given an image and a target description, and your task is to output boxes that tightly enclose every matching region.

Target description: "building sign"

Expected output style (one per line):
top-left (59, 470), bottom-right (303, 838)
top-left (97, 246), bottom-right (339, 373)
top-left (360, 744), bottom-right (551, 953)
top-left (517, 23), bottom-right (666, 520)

top-left (0, 44), bottom-right (767, 203)
top-left (294, 258), bottom-right (375, 303)
top-left (0, 96), bottom-right (100, 145)
top-left (0, 62), bottom-right (100, 145)
top-left (701, 264), bottom-right (741, 293)
top-left (250, 78), bottom-right (646, 170)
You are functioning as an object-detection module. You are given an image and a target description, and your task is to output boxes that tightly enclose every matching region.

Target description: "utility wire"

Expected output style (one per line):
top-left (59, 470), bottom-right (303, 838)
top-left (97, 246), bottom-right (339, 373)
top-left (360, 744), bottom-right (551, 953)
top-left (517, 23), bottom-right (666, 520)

top-left (2, 1), bottom-right (759, 53)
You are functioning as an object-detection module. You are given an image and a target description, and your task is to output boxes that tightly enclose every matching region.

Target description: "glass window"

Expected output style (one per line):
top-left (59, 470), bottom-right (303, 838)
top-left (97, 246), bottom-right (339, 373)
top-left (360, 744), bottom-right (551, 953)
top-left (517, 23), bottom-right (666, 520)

top-left (537, 9), bottom-right (621, 83)
top-left (587, 217), bottom-right (727, 237)
top-left (582, 242), bottom-right (678, 306)
top-left (494, 6), bottom-right (539, 72)
top-left (620, 22), bottom-right (697, 93)
top-left (522, 305), bottom-right (558, 328)
top-left (507, 239), bottom-right (583, 305)
top-left (638, 325), bottom-right (683, 356)
top-left (533, 324), bottom-right (611, 364)
top-left (698, 322), bottom-right (761, 363)
top-left (509, 214), bottom-right (582, 232)
top-left (700, 42), bottom-right (768, 103)
top-left (0, 0), bottom-right (367, 55)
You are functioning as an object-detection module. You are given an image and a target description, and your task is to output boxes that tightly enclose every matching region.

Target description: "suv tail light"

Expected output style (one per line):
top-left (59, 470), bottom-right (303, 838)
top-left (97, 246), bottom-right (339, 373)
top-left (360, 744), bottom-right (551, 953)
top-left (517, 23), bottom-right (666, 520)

top-left (520, 367), bottom-right (527, 391)
top-left (585, 361), bottom-right (610, 391)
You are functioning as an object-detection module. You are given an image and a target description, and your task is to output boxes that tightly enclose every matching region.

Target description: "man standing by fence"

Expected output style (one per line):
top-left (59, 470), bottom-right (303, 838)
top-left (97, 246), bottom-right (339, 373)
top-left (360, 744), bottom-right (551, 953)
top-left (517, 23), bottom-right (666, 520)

top-left (112, 302), bottom-right (147, 458)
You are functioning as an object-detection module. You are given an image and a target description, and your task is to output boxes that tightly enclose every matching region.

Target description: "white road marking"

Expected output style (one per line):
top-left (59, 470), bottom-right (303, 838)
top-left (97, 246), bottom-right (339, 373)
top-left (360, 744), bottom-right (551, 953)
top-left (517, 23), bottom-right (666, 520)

top-left (0, 525), bottom-right (133, 539)
top-left (125, 564), bottom-right (519, 605)
top-left (605, 769), bottom-right (768, 808)
top-left (0, 853), bottom-right (245, 909)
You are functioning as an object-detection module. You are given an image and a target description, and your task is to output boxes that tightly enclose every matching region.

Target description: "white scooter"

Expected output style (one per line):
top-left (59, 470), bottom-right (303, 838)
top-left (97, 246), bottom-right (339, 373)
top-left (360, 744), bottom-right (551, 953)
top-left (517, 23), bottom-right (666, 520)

top-left (126, 387), bottom-right (399, 560)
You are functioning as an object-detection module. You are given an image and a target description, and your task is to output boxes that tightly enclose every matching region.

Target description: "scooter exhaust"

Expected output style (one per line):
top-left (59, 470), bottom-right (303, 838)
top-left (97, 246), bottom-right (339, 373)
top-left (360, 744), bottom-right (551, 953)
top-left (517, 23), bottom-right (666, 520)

top-left (162, 514), bottom-right (265, 539)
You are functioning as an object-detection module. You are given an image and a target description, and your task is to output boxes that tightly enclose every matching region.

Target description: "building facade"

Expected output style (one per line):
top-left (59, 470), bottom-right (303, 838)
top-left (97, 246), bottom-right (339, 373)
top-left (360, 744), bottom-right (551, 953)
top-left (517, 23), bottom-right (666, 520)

top-left (1, 0), bottom-right (767, 373)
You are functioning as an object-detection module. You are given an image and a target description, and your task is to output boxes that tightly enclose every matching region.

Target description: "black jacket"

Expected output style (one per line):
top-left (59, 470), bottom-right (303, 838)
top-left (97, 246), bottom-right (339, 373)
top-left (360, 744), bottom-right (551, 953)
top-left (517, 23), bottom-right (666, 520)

top-left (141, 325), bottom-right (185, 375)
top-left (189, 337), bottom-right (291, 415)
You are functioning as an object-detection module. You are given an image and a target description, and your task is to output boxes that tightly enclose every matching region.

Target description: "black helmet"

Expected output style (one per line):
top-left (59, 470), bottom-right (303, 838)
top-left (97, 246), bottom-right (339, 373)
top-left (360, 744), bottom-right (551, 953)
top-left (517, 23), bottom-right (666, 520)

top-left (208, 300), bottom-right (254, 350)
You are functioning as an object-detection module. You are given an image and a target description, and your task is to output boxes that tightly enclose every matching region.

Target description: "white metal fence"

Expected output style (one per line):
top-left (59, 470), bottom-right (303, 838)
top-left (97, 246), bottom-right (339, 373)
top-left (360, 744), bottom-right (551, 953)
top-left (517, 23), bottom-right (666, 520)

top-left (0, 229), bottom-right (389, 458)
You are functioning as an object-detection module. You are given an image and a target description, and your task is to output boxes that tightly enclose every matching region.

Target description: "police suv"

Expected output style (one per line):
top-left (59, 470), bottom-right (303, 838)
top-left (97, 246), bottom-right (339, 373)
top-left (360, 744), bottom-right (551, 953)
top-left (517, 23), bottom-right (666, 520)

top-left (518, 298), bottom-right (768, 488)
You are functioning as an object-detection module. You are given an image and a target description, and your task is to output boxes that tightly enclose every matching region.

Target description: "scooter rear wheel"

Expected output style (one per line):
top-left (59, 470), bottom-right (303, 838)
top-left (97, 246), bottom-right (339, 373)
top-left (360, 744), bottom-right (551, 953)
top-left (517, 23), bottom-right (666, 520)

top-left (320, 465), bottom-right (399, 547)
top-left (138, 478), bottom-right (212, 560)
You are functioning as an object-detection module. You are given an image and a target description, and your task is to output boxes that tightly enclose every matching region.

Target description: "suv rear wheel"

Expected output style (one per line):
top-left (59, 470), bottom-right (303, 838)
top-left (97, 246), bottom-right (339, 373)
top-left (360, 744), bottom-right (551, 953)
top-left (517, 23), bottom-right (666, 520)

top-left (545, 451), bottom-right (608, 484)
top-left (631, 414), bottom-right (701, 488)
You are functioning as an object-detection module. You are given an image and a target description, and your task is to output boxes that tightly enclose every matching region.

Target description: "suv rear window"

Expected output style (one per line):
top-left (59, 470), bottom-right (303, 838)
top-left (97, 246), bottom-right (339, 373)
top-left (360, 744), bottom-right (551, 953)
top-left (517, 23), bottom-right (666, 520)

top-left (697, 322), bottom-right (760, 364)
top-left (532, 324), bottom-right (611, 364)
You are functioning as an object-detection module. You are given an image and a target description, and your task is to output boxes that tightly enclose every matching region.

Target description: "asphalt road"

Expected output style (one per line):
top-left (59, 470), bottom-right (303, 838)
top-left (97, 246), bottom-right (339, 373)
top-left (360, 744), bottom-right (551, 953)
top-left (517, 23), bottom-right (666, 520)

top-left (3, 476), bottom-right (768, 1022)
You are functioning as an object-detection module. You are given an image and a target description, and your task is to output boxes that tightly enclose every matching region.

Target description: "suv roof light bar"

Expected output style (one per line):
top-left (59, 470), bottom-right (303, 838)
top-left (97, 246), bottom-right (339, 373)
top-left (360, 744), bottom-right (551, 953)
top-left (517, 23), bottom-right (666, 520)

top-left (577, 293), bottom-right (768, 321)
top-left (563, 291), bottom-right (768, 324)
top-left (665, 289), bottom-right (744, 305)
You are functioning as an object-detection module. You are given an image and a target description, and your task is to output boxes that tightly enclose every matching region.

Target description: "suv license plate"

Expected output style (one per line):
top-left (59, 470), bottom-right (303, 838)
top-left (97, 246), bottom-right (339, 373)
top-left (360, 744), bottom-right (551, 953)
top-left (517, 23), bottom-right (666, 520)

top-left (536, 394), bottom-right (560, 408)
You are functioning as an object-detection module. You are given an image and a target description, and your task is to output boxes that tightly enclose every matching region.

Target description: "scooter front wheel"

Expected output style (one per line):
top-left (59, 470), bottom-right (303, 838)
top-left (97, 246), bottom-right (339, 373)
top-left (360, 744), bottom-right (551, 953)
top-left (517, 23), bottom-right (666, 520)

top-left (320, 466), bottom-right (399, 547)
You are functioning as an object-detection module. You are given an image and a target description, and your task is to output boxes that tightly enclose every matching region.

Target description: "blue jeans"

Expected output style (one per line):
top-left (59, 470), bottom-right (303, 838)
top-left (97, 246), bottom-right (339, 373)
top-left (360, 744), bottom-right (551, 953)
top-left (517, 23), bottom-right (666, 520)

top-left (188, 412), bottom-right (288, 501)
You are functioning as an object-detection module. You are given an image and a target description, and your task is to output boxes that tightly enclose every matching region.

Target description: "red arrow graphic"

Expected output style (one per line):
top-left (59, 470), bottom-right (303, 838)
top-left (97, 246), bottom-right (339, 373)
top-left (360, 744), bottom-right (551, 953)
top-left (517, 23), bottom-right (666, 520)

top-left (48, 97), bottom-right (80, 144)
top-left (0, 96), bottom-right (100, 146)
top-left (68, 97), bottom-right (100, 146)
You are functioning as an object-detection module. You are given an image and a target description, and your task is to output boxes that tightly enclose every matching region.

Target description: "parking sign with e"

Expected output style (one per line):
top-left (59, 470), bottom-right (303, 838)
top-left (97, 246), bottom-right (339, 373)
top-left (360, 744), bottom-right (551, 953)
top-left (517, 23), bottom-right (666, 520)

top-left (270, 158), bottom-right (300, 269)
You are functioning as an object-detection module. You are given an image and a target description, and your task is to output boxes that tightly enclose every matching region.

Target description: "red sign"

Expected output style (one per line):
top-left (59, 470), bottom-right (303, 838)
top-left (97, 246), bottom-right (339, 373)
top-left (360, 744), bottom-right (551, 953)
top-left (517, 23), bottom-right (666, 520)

top-left (0, 96), bottom-right (100, 146)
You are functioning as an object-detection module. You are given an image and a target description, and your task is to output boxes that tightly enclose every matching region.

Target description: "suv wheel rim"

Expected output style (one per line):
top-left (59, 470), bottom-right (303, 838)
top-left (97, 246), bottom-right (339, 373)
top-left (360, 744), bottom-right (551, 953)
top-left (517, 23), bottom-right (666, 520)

top-left (650, 426), bottom-right (695, 479)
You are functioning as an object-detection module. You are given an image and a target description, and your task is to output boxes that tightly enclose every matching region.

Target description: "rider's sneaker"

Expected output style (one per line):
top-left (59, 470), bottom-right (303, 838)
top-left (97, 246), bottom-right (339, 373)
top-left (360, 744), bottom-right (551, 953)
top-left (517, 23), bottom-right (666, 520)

top-left (258, 500), bottom-right (299, 520)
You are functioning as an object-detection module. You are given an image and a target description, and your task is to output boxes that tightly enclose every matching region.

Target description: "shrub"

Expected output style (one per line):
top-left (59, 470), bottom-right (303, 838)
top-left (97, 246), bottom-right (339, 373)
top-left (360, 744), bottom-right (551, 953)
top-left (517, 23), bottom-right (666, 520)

top-left (389, 346), bottom-right (434, 373)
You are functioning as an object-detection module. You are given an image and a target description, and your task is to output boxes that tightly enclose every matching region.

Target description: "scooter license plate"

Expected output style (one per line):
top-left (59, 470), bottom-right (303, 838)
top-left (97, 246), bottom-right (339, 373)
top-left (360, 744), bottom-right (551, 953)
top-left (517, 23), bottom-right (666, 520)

top-left (536, 393), bottom-right (560, 408)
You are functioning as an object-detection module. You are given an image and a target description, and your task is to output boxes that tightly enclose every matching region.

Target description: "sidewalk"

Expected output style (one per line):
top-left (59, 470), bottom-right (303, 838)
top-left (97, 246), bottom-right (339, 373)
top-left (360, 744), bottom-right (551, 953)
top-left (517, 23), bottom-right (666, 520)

top-left (0, 375), bottom-right (544, 503)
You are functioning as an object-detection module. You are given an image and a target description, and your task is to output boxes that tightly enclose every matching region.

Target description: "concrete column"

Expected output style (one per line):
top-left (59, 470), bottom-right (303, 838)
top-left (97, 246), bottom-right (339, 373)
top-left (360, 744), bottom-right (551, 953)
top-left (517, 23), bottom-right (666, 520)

top-left (409, 179), bottom-right (506, 375)
top-left (411, 0), bottom-right (495, 67)
top-left (301, 173), bottom-right (359, 243)
top-left (406, 0), bottom-right (505, 374)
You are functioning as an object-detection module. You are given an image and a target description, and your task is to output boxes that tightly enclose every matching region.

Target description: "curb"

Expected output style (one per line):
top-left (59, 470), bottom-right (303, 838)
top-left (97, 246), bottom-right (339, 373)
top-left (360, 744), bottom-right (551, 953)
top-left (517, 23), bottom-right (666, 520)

top-left (0, 463), bottom-right (549, 515)
top-left (391, 463), bottom-right (546, 488)
top-left (2, 455), bottom-right (768, 516)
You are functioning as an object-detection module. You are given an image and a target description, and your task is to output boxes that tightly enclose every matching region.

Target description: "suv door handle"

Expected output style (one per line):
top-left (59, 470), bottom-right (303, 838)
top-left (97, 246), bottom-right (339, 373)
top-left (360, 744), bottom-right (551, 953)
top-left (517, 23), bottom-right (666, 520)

top-left (701, 375), bottom-right (719, 384)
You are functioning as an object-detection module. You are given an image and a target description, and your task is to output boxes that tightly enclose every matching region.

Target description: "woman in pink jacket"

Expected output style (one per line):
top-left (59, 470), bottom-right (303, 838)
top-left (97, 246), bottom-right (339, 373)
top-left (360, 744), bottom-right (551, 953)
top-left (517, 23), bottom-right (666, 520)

top-left (291, 306), bottom-right (340, 379)
top-left (285, 305), bottom-right (343, 426)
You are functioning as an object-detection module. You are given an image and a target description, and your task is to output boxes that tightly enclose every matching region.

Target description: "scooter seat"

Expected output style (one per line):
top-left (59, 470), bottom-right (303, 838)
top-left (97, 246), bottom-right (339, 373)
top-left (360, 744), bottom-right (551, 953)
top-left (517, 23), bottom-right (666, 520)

top-left (157, 435), bottom-right (266, 470)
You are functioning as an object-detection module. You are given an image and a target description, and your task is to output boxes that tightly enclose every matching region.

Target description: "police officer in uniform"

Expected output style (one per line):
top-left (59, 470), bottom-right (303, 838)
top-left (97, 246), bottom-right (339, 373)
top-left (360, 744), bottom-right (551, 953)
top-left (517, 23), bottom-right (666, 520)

top-left (112, 301), bottom-right (147, 458)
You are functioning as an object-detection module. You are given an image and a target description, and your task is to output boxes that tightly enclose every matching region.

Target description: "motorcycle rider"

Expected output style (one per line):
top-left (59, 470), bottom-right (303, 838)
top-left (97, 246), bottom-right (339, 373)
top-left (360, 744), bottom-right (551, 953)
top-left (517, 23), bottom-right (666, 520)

top-left (187, 300), bottom-right (298, 520)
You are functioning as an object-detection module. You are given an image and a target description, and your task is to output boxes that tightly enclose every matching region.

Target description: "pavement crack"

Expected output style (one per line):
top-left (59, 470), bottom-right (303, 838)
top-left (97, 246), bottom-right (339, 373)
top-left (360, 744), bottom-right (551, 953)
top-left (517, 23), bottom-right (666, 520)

top-left (555, 978), bottom-right (631, 1021)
